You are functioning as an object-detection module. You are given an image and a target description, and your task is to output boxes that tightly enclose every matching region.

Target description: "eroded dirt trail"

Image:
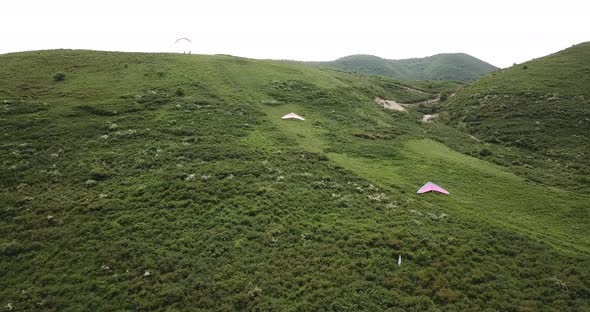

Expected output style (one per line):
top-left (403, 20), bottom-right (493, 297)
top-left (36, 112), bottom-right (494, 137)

top-left (374, 97), bottom-right (407, 111)
top-left (375, 91), bottom-right (456, 123)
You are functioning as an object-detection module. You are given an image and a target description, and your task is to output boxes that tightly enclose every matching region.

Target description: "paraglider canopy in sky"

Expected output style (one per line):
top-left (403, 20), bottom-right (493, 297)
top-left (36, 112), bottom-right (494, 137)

top-left (175, 37), bottom-right (192, 54)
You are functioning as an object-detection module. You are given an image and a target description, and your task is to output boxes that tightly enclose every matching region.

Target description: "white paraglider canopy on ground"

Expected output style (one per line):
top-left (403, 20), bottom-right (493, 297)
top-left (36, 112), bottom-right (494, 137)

top-left (281, 113), bottom-right (305, 121)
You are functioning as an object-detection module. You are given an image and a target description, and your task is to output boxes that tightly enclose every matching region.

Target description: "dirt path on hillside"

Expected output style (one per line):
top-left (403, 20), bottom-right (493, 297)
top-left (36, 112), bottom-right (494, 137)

top-left (375, 92), bottom-right (455, 122)
top-left (394, 83), bottom-right (430, 96)
top-left (374, 95), bottom-right (441, 111)
top-left (374, 97), bottom-right (407, 112)
top-left (403, 92), bottom-right (456, 106)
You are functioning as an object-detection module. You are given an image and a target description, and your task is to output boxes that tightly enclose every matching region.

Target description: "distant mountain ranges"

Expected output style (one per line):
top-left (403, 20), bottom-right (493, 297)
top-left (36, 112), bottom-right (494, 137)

top-left (309, 53), bottom-right (498, 82)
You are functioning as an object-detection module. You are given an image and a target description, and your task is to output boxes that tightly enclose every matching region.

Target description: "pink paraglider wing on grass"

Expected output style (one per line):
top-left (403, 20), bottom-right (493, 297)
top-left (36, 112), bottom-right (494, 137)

top-left (417, 182), bottom-right (450, 195)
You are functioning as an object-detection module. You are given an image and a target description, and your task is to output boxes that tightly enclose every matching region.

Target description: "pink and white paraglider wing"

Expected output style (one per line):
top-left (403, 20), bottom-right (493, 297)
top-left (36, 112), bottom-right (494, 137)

top-left (417, 182), bottom-right (450, 195)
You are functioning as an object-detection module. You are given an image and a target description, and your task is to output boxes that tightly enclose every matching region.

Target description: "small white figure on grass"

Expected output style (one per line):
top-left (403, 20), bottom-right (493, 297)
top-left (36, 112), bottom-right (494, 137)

top-left (398, 255), bottom-right (402, 266)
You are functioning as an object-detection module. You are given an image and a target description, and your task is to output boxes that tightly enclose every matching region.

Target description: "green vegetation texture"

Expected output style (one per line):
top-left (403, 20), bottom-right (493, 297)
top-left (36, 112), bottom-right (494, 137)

top-left (0, 49), bottom-right (588, 311)
top-left (442, 42), bottom-right (590, 192)
top-left (311, 53), bottom-right (498, 82)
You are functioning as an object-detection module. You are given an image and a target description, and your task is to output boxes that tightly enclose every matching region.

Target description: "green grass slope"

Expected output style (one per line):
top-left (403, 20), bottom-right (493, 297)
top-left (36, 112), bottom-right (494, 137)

top-left (312, 53), bottom-right (498, 82)
top-left (1, 50), bottom-right (588, 311)
top-left (442, 42), bottom-right (590, 191)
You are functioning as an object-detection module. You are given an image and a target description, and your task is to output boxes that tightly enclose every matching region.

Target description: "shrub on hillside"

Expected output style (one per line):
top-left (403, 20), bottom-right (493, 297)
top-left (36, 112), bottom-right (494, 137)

top-left (457, 121), bottom-right (467, 132)
top-left (437, 111), bottom-right (451, 124)
top-left (479, 148), bottom-right (492, 157)
top-left (89, 167), bottom-right (111, 181)
top-left (435, 288), bottom-right (459, 304)
top-left (53, 73), bottom-right (66, 82)
top-left (84, 179), bottom-right (98, 188)
top-left (77, 105), bottom-right (119, 116)
top-left (439, 91), bottom-right (449, 102)
top-left (261, 100), bottom-right (281, 105)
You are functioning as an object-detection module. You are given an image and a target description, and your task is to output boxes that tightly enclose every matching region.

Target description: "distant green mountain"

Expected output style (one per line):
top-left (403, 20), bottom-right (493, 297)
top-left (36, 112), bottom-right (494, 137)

top-left (312, 53), bottom-right (498, 82)
top-left (442, 42), bottom-right (590, 187)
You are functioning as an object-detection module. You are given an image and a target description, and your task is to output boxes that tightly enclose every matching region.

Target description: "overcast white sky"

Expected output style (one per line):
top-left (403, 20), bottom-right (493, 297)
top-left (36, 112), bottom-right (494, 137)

top-left (1, 0), bottom-right (588, 68)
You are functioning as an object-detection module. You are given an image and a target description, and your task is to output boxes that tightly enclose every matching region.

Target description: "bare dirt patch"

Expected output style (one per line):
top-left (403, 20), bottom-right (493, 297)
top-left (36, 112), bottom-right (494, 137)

top-left (422, 114), bottom-right (438, 122)
top-left (374, 97), bottom-right (407, 112)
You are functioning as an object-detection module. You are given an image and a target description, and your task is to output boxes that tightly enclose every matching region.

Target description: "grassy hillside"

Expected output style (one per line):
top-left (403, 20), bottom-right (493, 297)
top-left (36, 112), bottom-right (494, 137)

top-left (442, 42), bottom-right (590, 191)
top-left (312, 53), bottom-right (498, 82)
top-left (1, 50), bottom-right (588, 311)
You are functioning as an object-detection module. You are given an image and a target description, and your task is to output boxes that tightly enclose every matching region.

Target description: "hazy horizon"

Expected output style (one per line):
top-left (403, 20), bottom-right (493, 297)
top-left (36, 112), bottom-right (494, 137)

top-left (2, 0), bottom-right (589, 68)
